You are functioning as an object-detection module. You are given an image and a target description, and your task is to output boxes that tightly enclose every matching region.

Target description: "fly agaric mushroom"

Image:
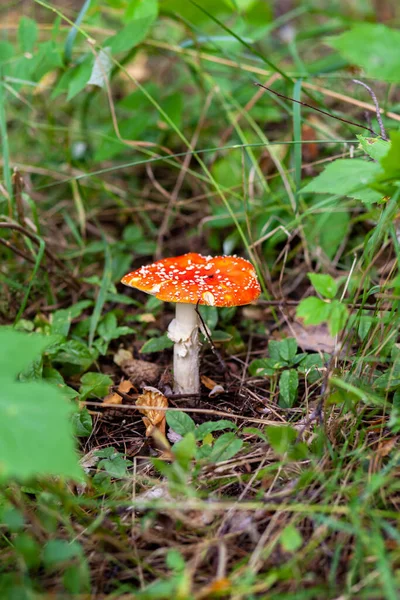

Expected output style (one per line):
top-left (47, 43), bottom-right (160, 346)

top-left (121, 253), bottom-right (261, 395)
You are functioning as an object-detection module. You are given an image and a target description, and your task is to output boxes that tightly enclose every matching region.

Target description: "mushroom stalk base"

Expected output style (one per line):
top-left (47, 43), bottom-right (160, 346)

top-left (167, 303), bottom-right (200, 395)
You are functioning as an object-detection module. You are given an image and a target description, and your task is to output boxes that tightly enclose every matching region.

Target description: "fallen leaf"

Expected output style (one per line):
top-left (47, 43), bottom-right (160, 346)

top-left (201, 375), bottom-right (218, 390)
top-left (103, 379), bottom-right (133, 405)
top-left (114, 348), bottom-right (162, 385)
top-left (136, 387), bottom-right (168, 437)
top-left (138, 313), bottom-right (156, 323)
top-left (287, 322), bottom-right (337, 354)
top-left (377, 437), bottom-right (398, 458)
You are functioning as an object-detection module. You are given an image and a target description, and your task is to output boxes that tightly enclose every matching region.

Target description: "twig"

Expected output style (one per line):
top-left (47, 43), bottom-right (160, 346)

top-left (84, 400), bottom-right (279, 425)
top-left (255, 82), bottom-right (377, 136)
top-left (352, 79), bottom-right (387, 140)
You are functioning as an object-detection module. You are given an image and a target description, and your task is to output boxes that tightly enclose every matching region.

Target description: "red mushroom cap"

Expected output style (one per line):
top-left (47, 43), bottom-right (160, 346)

top-left (121, 252), bottom-right (261, 307)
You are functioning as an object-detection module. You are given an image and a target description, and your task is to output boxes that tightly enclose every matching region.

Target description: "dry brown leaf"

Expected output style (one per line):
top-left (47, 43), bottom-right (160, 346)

top-left (136, 387), bottom-right (168, 437)
top-left (114, 348), bottom-right (162, 385)
top-left (377, 437), bottom-right (398, 458)
top-left (287, 322), bottom-right (337, 354)
top-left (201, 375), bottom-right (218, 390)
top-left (103, 379), bottom-right (133, 405)
top-left (137, 313), bottom-right (156, 323)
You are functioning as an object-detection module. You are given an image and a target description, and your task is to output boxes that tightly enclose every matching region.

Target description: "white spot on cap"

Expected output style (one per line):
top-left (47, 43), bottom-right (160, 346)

top-left (202, 291), bottom-right (215, 306)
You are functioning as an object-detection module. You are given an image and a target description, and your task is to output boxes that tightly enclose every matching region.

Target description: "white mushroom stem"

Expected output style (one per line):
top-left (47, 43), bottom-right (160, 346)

top-left (167, 303), bottom-right (200, 395)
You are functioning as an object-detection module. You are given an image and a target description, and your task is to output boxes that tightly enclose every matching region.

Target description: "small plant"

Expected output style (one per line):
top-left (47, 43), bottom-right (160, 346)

top-left (249, 337), bottom-right (327, 408)
top-left (296, 273), bottom-right (349, 336)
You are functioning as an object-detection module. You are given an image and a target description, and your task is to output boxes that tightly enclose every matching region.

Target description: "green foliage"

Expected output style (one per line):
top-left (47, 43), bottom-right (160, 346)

top-left (328, 24), bottom-right (400, 82)
top-left (296, 273), bottom-right (349, 336)
top-left (302, 159), bottom-right (382, 205)
top-left (140, 334), bottom-right (174, 353)
top-left (0, 329), bottom-right (82, 481)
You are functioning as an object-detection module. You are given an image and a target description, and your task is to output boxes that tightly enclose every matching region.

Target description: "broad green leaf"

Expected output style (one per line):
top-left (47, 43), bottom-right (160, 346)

top-left (51, 340), bottom-right (97, 371)
top-left (358, 135), bottom-right (390, 162)
top-left (0, 41), bottom-right (14, 65)
top-left (248, 358), bottom-right (276, 377)
top-left (198, 305), bottom-right (218, 331)
top-left (51, 301), bottom-right (92, 337)
top-left (96, 448), bottom-right (131, 478)
top-left (328, 24), bottom-right (400, 82)
top-left (172, 432), bottom-right (197, 469)
top-left (195, 420), bottom-right (236, 440)
top-left (18, 17), bottom-right (38, 53)
top-left (97, 312), bottom-right (133, 343)
top-left (328, 300), bottom-right (349, 336)
top-left (296, 297), bottom-right (331, 326)
top-left (308, 273), bottom-right (338, 299)
top-left (279, 369), bottom-right (298, 408)
top-left (67, 56), bottom-right (94, 100)
top-left (140, 334), bottom-right (173, 353)
top-left (315, 209), bottom-right (350, 261)
top-left (107, 0), bottom-right (158, 53)
top-left (278, 338), bottom-right (298, 364)
top-left (302, 159), bottom-right (383, 204)
top-left (79, 372), bottom-right (112, 400)
top-left (0, 331), bottom-right (81, 481)
top-left (379, 130), bottom-right (400, 180)
top-left (0, 329), bottom-right (51, 379)
top-left (280, 524), bottom-right (303, 552)
top-left (266, 425), bottom-right (297, 454)
top-left (72, 408), bottom-right (93, 437)
top-left (166, 411), bottom-right (196, 436)
top-left (124, 0), bottom-right (158, 22)
top-left (209, 432), bottom-right (243, 463)
top-left (43, 540), bottom-right (82, 567)
top-left (32, 41), bottom-right (63, 81)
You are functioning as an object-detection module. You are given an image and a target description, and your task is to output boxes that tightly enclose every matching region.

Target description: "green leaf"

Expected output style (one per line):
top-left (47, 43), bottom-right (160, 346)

top-left (328, 24), bottom-right (400, 82)
top-left (107, 0), bottom-right (158, 53)
top-left (0, 41), bottom-right (14, 65)
top-left (279, 369), bottom-right (298, 408)
top-left (195, 419), bottom-right (236, 440)
top-left (328, 300), bottom-right (349, 336)
top-left (280, 524), bottom-right (303, 552)
top-left (96, 448), bottom-right (131, 478)
top-left (166, 411), bottom-right (196, 436)
top-left (379, 130), bottom-right (400, 180)
top-left (18, 17), bottom-right (38, 53)
top-left (98, 312), bottom-right (133, 344)
top-left (43, 540), bottom-right (82, 568)
top-left (308, 273), bottom-right (338, 299)
top-left (0, 330), bottom-right (82, 481)
top-left (278, 338), bottom-right (298, 363)
top-left (172, 432), bottom-right (197, 469)
top-left (296, 297), bottom-right (331, 326)
top-left (248, 358), bottom-right (276, 377)
top-left (302, 159), bottom-right (383, 204)
top-left (140, 334), bottom-right (173, 353)
top-left (266, 425), bottom-right (297, 454)
top-left (67, 56), bottom-right (94, 101)
top-left (51, 340), bottom-right (97, 371)
top-left (209, 432), bottom-right (243, 463)
top-left (358, 135), bottom-right (390, 162)
top-left (79, 372), bottom-right (112, 400)
top-left (198, 305), bottom-right (218, 331)
top-left (316, 209), bottom-right (350, 261)
top-left (72, 408), bottom-right (93, 437)
top-left (0, 329), bottom-right (51, 378)
top-left (51, 301), bottom-right (92, 337)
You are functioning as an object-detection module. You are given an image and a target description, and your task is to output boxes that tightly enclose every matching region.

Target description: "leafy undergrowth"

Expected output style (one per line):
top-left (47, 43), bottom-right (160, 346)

top-left (1, 0), bottom-right (400, 598)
